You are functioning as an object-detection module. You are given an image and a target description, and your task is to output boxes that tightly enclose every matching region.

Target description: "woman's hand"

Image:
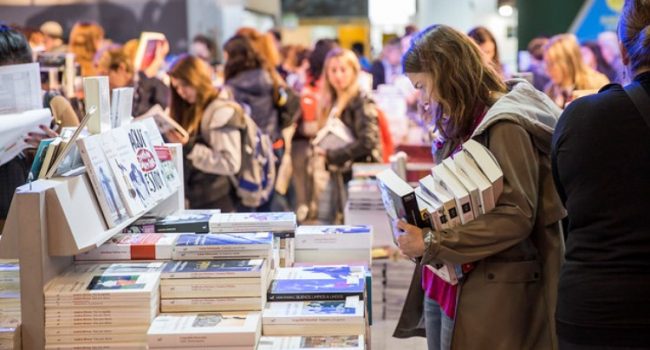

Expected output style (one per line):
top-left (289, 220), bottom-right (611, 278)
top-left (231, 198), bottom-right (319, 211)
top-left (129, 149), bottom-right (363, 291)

top-left (395, 219), bottom-right (426, 258)
top-left (165, 130), bottom-right (187, 145)
top-left (25, 124), bottom-right (58, 148)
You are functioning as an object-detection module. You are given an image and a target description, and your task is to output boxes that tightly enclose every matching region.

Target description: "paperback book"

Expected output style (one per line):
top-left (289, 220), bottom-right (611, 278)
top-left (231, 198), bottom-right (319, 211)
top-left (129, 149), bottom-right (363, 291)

top-left (268, 266), bottom-right (366, 301)
top-left (257, 335), bottom-right (365, 350)
top-left (208, 212), bottom-right (297, 233)
top-left (74, 233), bottom-right (179, 261)
top-left (125, 122), bottom-right (172, 203)
top-left (161, 259), bottom-right (266, 279)
top-left (124, 209), bottom-right (220, 233)
top-left (172, 233), bottom-right (273, 260)
top-left (132, 116), bottom-right (181, 189)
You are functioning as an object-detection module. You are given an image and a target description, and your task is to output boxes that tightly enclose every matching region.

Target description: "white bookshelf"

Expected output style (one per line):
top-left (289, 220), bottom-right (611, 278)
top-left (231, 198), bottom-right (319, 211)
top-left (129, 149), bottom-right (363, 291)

top-left (0, 144), bottom-right (184, 350)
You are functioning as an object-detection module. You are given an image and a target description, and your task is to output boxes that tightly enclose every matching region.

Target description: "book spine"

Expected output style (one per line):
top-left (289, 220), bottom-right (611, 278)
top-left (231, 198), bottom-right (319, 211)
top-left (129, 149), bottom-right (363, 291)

top-left (401, 193), bottom-right (430, 228)
top-left (77, 141), bottom-right (116, 228)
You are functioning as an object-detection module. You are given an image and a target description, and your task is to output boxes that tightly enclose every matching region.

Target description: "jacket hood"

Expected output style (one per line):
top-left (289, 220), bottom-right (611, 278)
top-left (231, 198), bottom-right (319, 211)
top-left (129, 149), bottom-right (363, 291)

top-left (472, 79), bottom-right (562, 154)
top-left (226, 68), bottom-right (274, 96)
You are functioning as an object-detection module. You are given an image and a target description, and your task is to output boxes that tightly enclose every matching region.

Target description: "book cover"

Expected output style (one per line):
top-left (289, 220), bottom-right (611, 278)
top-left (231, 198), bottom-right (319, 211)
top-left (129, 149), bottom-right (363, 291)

top-left (432, 163), bottom-right (474, 224)
top-left (134, 106), bottom-right (189, 145)
top-left (126, 122), bottom-right (172, 203)
top-left (77, 134), bottom-right (129, 228)
top-left (101, 129), bottom-right (148, 216)
top-left (443, 158), bottom-right (482, 217)
top-left (110, 87), bottom-right (134, 128)
top-left (268, 279), bottom-right (365, 301)
top-left (312, 117), bottom-right (354, 151)
top-left (74, 233), bottom-right (179, 261)
top-left (419, 175), bottom-right (461, 228)
top-left (295, 225), bottom-right (372, 250)
top-left (461, 139), bottom-right (503, 202)
top-left (161, 259), bottom-right (265, 279)
top-left (209, 212), bottom-right (297, 233)
top-left (83, 76), bottom-right (111, 135)
top-left (257, 335), bottom-right (364, 350)
top-left (174, 233), bottom-right (273, 251)
top-left (263, 298), bottom-right (364, 323)
top-left (154, 209), bottom-right (218, 233)
top-left (147, 312), bottom-right (261, 348)
top-left (30, 137), bottom-right (55, 179)
top-left (453, 150), bottom-right (496, 213)
top-left (134, 32), bottom-right (166, 73)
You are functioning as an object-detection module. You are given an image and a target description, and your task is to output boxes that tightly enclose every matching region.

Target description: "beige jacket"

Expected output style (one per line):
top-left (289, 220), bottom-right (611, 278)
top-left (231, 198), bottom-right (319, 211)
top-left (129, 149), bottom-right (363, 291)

top-left (394, 81), bottom-right (566, 350)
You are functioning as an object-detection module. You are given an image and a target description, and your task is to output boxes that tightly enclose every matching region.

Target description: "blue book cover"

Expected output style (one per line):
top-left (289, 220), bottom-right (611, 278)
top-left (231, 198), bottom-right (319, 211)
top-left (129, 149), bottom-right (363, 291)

top-left (175, 233), bottom-right (273, 247)
top-left (162, 259), bottom-right (264, 275)
top-left (275, 266), bottom-right (367, 282)
top-left (0, 263), bottom-right (19, 273)
top-left (268, 279), bottom-right (365, 301)
top-left (296, 225), bottom-right (371, 235)
top-left (29, 138), bottom-right (55, 180)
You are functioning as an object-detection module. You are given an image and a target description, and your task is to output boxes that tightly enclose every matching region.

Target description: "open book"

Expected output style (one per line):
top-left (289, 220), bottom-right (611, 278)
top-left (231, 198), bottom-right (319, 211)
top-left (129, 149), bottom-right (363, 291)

top-left (0, 109), bottom-right (53, 167)
top-left (134, 105), bottom-right (189, 144)
top-left (134, 32), bottom-right (166, 73)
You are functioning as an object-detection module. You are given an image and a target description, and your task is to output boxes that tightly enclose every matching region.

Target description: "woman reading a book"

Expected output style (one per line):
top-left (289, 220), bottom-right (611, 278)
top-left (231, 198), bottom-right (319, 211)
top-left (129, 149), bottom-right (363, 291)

top-left (315, 48), bottom-right (382, 223)
top-left (168, 55), bottom-right (242, 212)
top-left (392, 25), bottom-right (565, 349)
top-left (552, 2), bottom-right (650, 349)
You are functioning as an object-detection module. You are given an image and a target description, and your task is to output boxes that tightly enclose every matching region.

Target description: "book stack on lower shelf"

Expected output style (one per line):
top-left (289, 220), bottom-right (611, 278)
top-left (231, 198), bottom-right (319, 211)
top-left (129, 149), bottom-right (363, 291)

top-left (43, 263), bottom-right (163, 349)
top-left (0, 260), bottom-right (20, 350)
top-left (294, 225), bottom-right (373, 266)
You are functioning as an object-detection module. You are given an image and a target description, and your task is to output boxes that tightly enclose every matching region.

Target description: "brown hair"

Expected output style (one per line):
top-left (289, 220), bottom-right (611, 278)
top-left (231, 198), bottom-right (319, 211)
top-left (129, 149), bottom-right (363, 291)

top-left (320, 48), bottom-right (361, 125)
top-left (467, 26), bottom-right (502, 74)
top-left (618, 0), bottom-right (650, 74)
top-left (223, 35), bottom-right (262, 81)
top-left (403, 25), bottom-right (506, 148)
top-left (235, 27), bottom-right (286, 99)
top-left (96, 48), bottom-right (133, 75)
top-left (544, 34), bottom-right (603, 89)
top-left (69, 22), bottom-right (104, 76)
top-left (168, 55), bottom-right (219, 135)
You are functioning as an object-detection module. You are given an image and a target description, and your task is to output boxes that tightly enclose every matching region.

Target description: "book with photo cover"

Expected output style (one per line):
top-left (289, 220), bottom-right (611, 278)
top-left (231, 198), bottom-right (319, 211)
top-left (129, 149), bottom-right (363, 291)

top-left (209, 212), bottom-right (297, 233)
top-left (267, 279), bottom-right (365, 302)
top-left (132, 115), bottom-right (181, 189)
top-left (125, 121), bottom-right (172, 203)
top-left (161, 259), bottom-right (266, 279)
top-left (174, 233), bottom-right (273, 252)
top-left (263, 297), bottom-right (364, 325)
top-left (147, 312), bottom-right (261, 348)
top-left (257, 335), bottom-right (365, 350)
top-left (77, 133), bottom-right (129, 228)
top-left (101, 128), bottom-right (148, 216)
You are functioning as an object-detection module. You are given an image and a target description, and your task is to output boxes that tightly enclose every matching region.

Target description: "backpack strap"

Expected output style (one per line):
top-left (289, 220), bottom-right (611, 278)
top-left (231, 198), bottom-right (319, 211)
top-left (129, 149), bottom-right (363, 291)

top-left (624, 81), bottom-right (650, 130)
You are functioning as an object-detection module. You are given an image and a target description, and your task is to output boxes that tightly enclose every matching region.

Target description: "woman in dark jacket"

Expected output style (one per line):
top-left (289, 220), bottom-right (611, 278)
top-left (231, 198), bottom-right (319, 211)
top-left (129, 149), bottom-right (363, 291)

top-left (552, 1), bottom-right (650, 349)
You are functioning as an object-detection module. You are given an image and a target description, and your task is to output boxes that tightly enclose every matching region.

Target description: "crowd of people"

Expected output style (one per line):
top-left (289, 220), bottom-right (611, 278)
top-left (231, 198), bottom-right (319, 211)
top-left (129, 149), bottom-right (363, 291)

top-left (0, 0), bottom-right (649, 349)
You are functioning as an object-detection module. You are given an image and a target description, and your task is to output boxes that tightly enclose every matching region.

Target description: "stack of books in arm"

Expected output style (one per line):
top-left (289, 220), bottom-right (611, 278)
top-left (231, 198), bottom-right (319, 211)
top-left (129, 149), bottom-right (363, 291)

top-left (294, 225), bottom-right (373, 266)
top-left (147, 312), bottom-right (261, 350)
top-left (0, 260), bottom-right (20, 350)
top-left (43, 262), bottom-right (163, 349)
top-left (124, 209), bottom-right (220, 234)
top-left (262, 297), bottom-right (365, 337)
top-left (257, 335), bottom-right (365, 350)
top-left (171, 233), bottom-right (274, 261)
top-left (74, 233), bottom-right (180, 261)
top-left (344, 179), bottom-right (394, 248)
top-left (159, 259), bottom-right (269, 314)
top-left (376, 139), bottom-right (503, 285)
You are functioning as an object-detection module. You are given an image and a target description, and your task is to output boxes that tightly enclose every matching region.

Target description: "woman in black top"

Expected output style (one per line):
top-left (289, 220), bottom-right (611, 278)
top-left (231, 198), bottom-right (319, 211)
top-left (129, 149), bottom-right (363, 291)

top-left (551, 1), bottom-right (650, 348)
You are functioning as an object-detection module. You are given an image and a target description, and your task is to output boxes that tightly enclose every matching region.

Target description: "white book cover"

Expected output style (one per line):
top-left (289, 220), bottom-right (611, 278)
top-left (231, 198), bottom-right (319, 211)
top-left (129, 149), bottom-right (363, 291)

top-left (74, 233), bottom-right (179, 261)
top-left (173, 233), bottom-right (273, 252)
top-left (263, 297), bottom-right (364, 325)
top-left (110, 87), bottom-right (134, 128)
top-left (312, 116), bottom-right (354, 151)
top-left (44, 342), bottom-right (147, 350)
top-left (77, 134), bottom-right (129, 227)
top-left (126, 121), bottom-right (175, 200)
top-left (147, 312), bottom-right (261, 348)
top-left (461, 139), bottom-right (503, 202)
top-left (0, 62), bottom-right (42, 114)
top-left (453, 151), bottom-right (496, 213)
top-left (432, 164), bottom-right (474, 224)
top-left (419, 175), bottom-right (461, 227)
top-left (273, 266), bottom-right (367, 282)
top-left (133, 32), bottom-right (166, 73)
top-left (160, 278), bottom-right (263, 298)
top-left (160, 297), bottom-right (264, 313)
top-left (46, 332), bottom-right (146, 345)
top-left (131, 116), bottom-right (181, 189)
top-left (100, 129), bottom-right (148, 216)
top-left (209, 212), bottom-right (297, 233)
top-left (257, 335), bottom-right (365, 350)
top-left (83, 76), bottom-right (111, 134)
top-left (295, 225), bottom-right (372, 250)
top-left (443, 158), bottom-right (482, 217)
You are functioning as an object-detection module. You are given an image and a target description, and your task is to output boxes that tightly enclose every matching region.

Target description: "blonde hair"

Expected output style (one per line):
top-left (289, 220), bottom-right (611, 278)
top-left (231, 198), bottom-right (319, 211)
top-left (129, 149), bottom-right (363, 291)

top-left (402, 25), bottom-right (506, 149)
top-left (320, 48), bottom-right (361, 125)
top-left (544, 34), bottom-right (604, 90)
top-left (69, 22), bottom-right (104, 77)
top-left (168, 55), bottom-right (220, 135)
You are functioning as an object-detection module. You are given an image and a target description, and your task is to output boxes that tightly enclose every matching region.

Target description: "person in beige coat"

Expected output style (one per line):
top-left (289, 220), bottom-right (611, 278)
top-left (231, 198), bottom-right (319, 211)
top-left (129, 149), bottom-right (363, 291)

top-left (392, 24), bottom-right (566, 350)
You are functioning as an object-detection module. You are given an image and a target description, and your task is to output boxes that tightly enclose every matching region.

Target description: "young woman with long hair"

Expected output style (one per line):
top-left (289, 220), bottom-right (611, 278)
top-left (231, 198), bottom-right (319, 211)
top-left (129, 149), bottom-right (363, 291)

top-left (467, 26), bottom-right (504, 78)
top-left (168, 55), bottom-right (242, 211)
top-left (393, 25), bottom-right (565, 349)
top-left (68, 21), bottom-right (104, 77)
top-left (543, 34), bottom-right (610, 108)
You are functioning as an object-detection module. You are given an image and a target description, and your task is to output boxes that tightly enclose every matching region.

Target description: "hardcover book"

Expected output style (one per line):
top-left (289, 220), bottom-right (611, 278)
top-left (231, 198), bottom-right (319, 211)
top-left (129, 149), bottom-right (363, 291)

top-left (77, 134), bottom-right (129, 227)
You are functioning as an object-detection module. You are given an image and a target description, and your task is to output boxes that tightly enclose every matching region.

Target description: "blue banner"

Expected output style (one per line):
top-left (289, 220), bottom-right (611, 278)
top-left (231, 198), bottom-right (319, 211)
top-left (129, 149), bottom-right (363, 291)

top-left (571, 0), bottom-right (624, 41)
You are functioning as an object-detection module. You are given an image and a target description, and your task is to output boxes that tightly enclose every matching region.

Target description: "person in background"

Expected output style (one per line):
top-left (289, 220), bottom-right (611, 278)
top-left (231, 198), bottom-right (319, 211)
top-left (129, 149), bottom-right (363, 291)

top-left (468, 26), bottom-right (505, 78)
top-left (168, 55), bottom-right (242, 212)
top-left (40, 21), bottom-right (67, 54)
top-left (552, 1), bottom-right (650, 348)
top-left (370, 37), bottom-right (403, 90)
top-left (316, 48), bottom-right (382, 223)
top-left (526, 36), bottom-right (551, 91)
top-left (68, 21), bottom-right (104, 77)
top-left (401, 24), bottom-right (419, 55)
top-left (351, 41), bottom-right (371, 71)
top-left (598, 31), bottom-right (627, 83)
top-left (394, 24), bottom-right (564, 349)
top-left (191, 34), bottom-right (219, 67)
top-left (543, 34), bottom-right (610, 108)
top-left (282, 45), bottom-right (311, 92)
top-left (580, 41), bottom-right (617, 83)
top-left (0, 25), bottom-right (58, 231)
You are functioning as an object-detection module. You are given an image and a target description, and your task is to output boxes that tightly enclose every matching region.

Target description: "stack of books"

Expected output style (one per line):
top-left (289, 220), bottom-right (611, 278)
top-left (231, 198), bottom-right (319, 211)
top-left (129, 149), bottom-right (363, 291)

top-left (0, 260), bottom-right (20, 350)
top-left (124, 209), bottom-right (220, 234)
top-left (344, 179), bottom-right (393, 248)
top-left (257, 335), bottom-right (365, 350)
top-left (171, 233), bottom-right (274, 261)
top-left (74, 233), bottom-right (180, 261)
top-left (294, 225), bottom-right (373, 266)
top-left (43, 263), bottom-right (162, 349)
top-left (147, 312), bottom-right (261, 349)
top-left (267, 266), bottom-right (367, 302)
top-left (159, 259), bottom-right (269, 314)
